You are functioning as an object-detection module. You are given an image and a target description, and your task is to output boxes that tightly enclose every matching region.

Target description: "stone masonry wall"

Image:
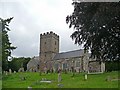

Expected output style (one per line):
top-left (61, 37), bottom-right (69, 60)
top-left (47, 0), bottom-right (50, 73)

top-left (39, 31), bottom-right (59, 71)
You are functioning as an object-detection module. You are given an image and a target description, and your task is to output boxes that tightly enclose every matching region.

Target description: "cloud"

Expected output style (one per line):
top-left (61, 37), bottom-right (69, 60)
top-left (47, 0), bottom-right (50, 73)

top-left (0, 0), bottom-right (80, 57)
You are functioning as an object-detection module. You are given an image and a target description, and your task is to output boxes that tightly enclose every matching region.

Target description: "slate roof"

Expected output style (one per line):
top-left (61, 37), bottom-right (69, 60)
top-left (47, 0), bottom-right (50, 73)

top-left (53, 49), bottom-right (84, 60)
top-left (27, 56), bottom-right (40, 66)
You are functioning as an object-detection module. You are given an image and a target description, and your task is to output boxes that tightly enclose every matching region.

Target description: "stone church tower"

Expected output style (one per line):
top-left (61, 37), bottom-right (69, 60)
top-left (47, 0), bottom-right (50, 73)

top-left (39, 31), bottom-right (59, 71)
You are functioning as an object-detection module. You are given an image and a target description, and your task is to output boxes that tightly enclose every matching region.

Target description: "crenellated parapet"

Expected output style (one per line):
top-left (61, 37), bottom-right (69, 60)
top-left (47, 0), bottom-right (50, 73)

top-left (40, 31), bottom-right (59, 40)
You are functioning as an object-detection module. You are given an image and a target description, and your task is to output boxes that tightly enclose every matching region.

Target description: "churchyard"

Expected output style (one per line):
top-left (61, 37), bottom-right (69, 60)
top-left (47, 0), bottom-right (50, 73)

top-left (2, 71), bottom-right (119, 88)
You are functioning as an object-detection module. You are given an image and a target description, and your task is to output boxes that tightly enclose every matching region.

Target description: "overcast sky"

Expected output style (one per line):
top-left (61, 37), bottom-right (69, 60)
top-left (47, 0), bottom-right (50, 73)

top-left (0, 0), bottom-right (82, 57)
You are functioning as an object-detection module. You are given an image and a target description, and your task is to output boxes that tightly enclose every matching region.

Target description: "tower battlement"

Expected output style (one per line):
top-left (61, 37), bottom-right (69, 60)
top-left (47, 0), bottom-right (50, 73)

top-left (39, 31), bottom-right (59, 71)
top-left (40, 31), bottom-right (59, 39)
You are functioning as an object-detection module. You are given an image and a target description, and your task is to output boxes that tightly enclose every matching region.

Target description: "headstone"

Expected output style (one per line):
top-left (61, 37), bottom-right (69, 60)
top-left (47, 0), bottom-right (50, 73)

top-left (9, 69), bottom-right (12, 74)
top-left (18, 68), bottom-right (24, 72)
top-left (22, 68), bottom-right (24, 72)
top-left (44, 67), bottom-right (47, 74)
top-left (28, 86), bottom-right (32, 90)
top-left (5, 71), bottom-right (8, 75)
top-left (14, 71), bottom-right (16, 73)
top-left (58, 67), bottom-right (62, 82)
top-left (85, 74), bottom-right (87, 80)
top-left (58, 84), bottom-right (64, 88)
top-left (3, 71), bottom-right (6, 74)
top-left (58, 73), bottom-right (61, 82)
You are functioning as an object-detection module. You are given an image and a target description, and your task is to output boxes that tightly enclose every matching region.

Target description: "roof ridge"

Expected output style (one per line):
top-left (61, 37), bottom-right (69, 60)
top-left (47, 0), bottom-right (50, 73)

top-left (59, 49), bottom-right (83, 54)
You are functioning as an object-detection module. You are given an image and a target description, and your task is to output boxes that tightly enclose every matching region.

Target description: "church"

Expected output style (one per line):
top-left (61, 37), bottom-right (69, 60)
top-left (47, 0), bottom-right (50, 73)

top-left (27, 31), bottom-right (105, 73)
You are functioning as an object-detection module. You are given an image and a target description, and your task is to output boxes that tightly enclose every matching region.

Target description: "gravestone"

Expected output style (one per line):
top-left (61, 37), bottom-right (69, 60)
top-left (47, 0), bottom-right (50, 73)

top-left (3, 71), bottom-right (6, 74)
top-left (28, 86), bottom-right (32, 90)
top-left (57, 67), bottom-right (62, 82)
top-left (5, 71), bottom-right (8, 75)
top-left (58, 73), bottom-right (61, 82)
top-left (58, 68), bottom-right (62, 82)
top-left (14, 71), bottom-right (16, 73)
top-left (18, 68), bottom-right (24, 72)
top-left (58, 84), bottom-right (64, 88)
top-left (9, 69), bottom-right (12, 74)
top-left (84, 74), bottom-right (87, 80)
top-left (44, 67), bottom-right (47, 74)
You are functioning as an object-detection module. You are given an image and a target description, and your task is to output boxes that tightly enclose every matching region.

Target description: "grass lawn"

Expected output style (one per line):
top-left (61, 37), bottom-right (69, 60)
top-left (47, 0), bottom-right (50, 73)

top-left (2, 71), bottom-right (119, 88)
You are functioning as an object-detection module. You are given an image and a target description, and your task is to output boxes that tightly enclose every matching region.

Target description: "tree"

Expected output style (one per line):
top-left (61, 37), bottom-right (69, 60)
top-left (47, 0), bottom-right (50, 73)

top-left (66, 2), bottom-right (120, 61)
top-left (105, 60), bottom-right (120, 72)
top-left (1, 17), bottom-right (16, 71)
top-left (8, 57), bottom-right (31, 72)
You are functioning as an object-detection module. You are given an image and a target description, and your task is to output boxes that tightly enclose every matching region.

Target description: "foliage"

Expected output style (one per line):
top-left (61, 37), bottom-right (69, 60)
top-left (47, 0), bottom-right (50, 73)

top-left (105, 61), bottom-right (120, 72)
top-left (0, 17), bottom-right (16, 71)
top-left (66, 2), bottom-right (120, 61)
top-left (2, 71), bottom-right (118, 88)
top-left (8, 57), bottom-right (31, 71)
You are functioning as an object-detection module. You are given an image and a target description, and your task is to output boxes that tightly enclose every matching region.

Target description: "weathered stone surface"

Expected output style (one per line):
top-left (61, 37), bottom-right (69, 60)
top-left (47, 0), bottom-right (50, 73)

top-left (39, 32), bottom-right (59, 71)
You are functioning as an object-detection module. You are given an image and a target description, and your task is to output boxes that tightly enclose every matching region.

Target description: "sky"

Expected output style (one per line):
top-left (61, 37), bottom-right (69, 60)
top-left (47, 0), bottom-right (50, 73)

top-left (0, 0), bottom-right (82, 57)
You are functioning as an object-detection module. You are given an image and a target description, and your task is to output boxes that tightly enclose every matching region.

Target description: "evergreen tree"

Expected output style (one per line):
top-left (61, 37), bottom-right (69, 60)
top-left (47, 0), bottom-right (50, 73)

top-left (1, 17), bottom-right (16, 71)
